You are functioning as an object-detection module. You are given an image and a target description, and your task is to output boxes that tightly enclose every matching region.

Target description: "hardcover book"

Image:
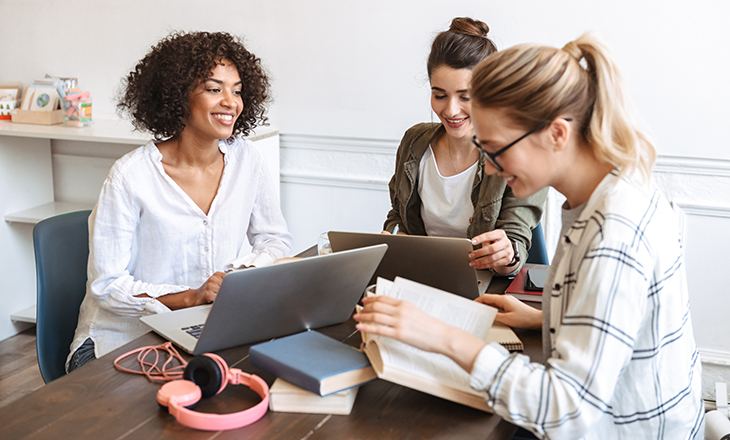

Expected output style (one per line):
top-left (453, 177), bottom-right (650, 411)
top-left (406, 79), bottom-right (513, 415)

top-left (359, 277), bottom-right (521, 413)
top-left (250, 330), bottom-right (377, 396)
top-left (505, 266), bottom-right (549, 302)
top-left (269, 378), bottom-right (358, 415)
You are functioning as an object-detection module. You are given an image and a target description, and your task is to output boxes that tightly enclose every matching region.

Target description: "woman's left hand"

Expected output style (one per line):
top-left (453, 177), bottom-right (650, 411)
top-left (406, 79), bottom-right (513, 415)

top-left (469, 229), bottom-right (514, 271)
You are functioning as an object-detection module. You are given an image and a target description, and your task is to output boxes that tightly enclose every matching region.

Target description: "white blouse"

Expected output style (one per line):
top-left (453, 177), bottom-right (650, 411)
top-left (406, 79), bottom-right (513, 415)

top-left (69, 138), bottom-right (293, 361)
top-left (418, 145), bottom-right (478, 238)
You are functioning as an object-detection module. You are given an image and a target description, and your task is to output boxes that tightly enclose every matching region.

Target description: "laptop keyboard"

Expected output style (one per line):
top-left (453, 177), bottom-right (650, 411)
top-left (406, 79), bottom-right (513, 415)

top-left (181, 324), bottom-right (204, 339)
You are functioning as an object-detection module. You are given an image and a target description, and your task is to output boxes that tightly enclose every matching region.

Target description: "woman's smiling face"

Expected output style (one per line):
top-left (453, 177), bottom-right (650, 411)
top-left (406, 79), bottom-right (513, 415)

top-left (430, 66), bottom-right (473, 140)
top-left (471, 105), bottom-right (554, 199)
top-left (185, 59), bottom-right (243, 141)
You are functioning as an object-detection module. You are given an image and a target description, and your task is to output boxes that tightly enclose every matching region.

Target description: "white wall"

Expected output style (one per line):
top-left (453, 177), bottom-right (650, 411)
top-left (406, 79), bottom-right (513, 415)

top-left (2, 1), bottom-right (728, 157)
top-left (2, 0), bottom-right (729, 401)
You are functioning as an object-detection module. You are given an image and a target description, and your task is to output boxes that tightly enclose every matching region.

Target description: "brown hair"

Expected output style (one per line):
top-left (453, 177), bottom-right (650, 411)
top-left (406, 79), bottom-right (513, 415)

top-left (427, 17), bottom-right (498, 78)
top-left (118, 31), bottom-right (269, 141)
top-left (470, 31), bottom-right (655, 179)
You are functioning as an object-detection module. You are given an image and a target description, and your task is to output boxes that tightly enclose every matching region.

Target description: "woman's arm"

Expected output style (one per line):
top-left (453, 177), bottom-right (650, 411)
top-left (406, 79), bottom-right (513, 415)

top-left (469, 184), bottom-right (548, 274)
top-left (469, 229), bottom-right (517, 275)
top-left (475, 294), bottom-right (542, 329)
top-left (88, 173), bottom-right (192, 317)
top-left (135, 271), bottom-right (224, 310)
top-left (383, 131), bottom-right (413, 234)
top-left (383, 175), bottom-right (405, 234)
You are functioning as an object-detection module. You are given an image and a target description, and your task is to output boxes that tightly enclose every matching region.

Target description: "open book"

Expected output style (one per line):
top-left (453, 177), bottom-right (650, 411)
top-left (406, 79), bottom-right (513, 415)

top-left (360, 277), bottom-right (522, 413)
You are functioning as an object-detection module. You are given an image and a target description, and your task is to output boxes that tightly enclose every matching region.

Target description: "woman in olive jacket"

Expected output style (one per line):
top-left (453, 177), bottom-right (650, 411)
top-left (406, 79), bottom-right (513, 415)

top-left (383, 18), bottom-right (547, 275)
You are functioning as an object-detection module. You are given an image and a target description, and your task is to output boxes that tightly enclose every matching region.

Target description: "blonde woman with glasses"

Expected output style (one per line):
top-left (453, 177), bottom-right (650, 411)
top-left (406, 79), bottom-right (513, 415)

top-left (357, 32), bottom-right (703, 439)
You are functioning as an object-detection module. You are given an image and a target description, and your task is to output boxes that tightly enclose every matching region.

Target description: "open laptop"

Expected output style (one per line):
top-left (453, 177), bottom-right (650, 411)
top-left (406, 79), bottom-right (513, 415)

top-left (140, 244), bottom-right (387, 355)
top-left (328, 231), bottom-right (492, 299)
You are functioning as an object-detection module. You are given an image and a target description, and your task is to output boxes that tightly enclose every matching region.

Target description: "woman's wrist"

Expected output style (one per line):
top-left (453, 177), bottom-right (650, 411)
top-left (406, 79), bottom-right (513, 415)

top-left (442, 325), bottom-right (488, 373)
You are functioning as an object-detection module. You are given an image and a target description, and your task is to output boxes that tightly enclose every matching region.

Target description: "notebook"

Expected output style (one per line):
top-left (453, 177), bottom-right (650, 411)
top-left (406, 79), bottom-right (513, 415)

top-left (140, 244), bottom-right (388, 355)
top-left (327, 231), bottom-right (491, 299)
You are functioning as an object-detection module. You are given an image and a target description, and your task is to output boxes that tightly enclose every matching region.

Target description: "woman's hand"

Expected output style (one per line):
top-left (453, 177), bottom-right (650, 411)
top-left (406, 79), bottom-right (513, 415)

top-left (139, 271), bottom-right (225, 310)
top-left (380, 229), bottom-right (407, 235)
top-left (354, 296), bottom-right (486, 372)
top-left (274, 257), bottom-right (301, 264)
top-left (469, 229), bottom-right (515, 274)
top-left (475, 294), bottom-right (542, 330)
top-left (190, 271), bottom-right (225, 306)
top-left (355, 296), bottom-right (449, 353)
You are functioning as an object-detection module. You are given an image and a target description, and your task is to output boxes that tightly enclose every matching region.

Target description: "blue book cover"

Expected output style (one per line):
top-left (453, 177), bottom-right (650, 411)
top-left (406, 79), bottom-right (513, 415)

top-left (250, 330), bottom-right (376, 396)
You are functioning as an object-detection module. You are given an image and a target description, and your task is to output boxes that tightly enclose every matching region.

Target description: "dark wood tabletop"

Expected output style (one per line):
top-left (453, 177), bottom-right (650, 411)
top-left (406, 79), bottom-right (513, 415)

top-left (0, 272), bottom-right (543, 440)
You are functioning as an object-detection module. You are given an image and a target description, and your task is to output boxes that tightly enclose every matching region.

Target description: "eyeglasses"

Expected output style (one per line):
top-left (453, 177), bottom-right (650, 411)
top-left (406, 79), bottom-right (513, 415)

top-left (472, 119), bottom-right (572, 172)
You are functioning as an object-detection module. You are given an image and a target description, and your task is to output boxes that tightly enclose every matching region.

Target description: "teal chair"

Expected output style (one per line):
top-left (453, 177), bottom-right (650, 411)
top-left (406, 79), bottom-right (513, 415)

top-left (33, 210), bottom-right (91, 383)
top-left (526, 221), bottom-right (549, 265)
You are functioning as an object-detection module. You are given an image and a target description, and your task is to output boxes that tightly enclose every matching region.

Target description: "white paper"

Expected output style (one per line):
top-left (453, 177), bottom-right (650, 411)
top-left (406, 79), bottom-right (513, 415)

top-left (368, 276), bottom-right (498, 392)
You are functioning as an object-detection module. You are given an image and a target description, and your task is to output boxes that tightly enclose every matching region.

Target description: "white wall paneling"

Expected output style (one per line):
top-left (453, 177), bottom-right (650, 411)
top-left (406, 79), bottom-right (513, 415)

top-left (653, 156), bottom-right (730, 402)
top-left (279, 134), bottom-right (396, 254)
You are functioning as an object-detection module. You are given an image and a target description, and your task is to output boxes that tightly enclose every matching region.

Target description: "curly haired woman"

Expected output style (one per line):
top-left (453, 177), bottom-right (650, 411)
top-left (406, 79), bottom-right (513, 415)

top-left (67, 31), bottom-right (292, 372)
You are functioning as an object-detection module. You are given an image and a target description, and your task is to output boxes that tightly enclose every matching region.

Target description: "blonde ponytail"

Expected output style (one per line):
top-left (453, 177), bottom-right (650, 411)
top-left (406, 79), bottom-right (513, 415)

top-left (470, 31), bottom-right (656, 180)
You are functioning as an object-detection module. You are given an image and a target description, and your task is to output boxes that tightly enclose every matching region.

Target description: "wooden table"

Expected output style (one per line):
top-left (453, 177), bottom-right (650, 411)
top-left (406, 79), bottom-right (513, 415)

top-left (0, 276), bottom-right (543, 440)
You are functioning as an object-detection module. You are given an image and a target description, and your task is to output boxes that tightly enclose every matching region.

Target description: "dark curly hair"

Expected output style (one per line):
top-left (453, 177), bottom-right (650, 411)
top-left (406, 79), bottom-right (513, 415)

top-left (117, 31), bottom-right (269, 140)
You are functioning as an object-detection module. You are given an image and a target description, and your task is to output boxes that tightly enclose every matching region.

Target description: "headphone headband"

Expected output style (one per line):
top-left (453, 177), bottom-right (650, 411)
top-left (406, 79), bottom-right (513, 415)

top-left (157, 354), bottom-right (269, 431)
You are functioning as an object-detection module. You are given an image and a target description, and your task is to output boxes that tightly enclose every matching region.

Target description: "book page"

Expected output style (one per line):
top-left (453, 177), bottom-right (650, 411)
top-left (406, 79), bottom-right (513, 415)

top-left (365, 277), bottom-right (500, 393)
top-left (379, 277), bottom-right (497, 339)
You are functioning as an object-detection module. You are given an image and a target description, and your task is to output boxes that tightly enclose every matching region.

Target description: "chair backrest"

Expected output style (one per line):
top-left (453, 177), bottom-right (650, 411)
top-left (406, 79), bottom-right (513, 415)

top-left (526, 221), bottom-right (549, 265)
top-left (33, 210), bottom-right (91, 383)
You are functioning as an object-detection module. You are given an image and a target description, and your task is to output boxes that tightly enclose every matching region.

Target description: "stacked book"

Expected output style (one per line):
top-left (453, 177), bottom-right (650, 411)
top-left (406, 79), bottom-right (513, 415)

top-left (250, 330), bottom-right (376, 415)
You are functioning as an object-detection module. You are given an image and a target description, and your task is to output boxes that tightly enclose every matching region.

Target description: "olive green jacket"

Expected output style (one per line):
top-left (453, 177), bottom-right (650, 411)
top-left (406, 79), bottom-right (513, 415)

top-left (383, 123), bottom-right (548, 273)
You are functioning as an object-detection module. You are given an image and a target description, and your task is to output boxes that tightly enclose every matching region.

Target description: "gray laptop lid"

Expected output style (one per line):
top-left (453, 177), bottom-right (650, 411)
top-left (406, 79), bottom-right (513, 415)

top-left (141, 244), bottom-right (387, 355)
top-left (328, 231), bottom-right (488, 299)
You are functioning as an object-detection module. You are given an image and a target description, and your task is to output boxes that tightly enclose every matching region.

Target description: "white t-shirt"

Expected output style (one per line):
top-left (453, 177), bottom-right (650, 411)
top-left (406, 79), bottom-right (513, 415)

top-left (417, 145), bottom-right (478, 238)
top-left (69, 138), bottom-right (292, 362)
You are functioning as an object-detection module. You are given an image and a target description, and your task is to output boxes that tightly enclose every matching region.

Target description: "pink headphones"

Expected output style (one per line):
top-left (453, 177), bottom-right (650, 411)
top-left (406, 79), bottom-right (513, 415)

top-left (156, 353), bottom-right (269, 431)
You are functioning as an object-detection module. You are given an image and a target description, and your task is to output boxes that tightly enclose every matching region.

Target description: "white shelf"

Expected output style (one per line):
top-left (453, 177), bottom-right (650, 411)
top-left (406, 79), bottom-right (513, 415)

top-left (1, 121), bottom-right (278, 225)
top-left (0, 119), bottom-right (278, 144)
top-left (10, 305), bottom-right (36, 324)
top-left (4, 201), bottom-right (94, 224)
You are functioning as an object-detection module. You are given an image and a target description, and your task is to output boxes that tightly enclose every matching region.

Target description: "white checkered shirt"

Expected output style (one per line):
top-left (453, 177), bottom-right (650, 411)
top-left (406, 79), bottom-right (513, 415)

top-left (470, 170), bottom-right (704, 439)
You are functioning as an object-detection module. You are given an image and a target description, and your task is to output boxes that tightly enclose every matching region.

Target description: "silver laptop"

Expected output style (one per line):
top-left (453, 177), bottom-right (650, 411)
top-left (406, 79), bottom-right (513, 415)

top-left (328, 231), bottom-right (492, 299)
top-left (140, 244), bottom-right (387, 355)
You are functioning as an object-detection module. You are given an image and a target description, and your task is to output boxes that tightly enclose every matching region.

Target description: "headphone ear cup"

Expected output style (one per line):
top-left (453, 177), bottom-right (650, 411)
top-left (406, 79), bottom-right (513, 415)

top-left (157, 380), bottom-right (202, 410)
top-left (183, 356), bottom-right (225, 398)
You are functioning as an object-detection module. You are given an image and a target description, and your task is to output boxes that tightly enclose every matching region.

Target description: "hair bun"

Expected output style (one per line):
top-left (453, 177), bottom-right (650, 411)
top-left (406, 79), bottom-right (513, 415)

top-left (449, 17), bottom-right (490, 39)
